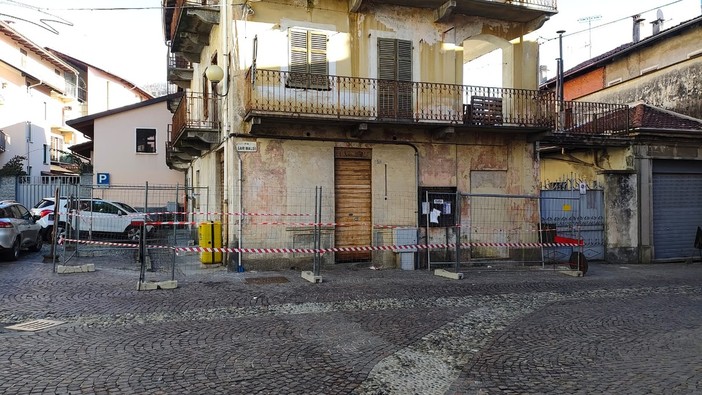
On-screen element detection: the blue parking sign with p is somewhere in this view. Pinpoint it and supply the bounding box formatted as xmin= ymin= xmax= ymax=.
xmin=97 ymin=173 xmax=110 ymax=186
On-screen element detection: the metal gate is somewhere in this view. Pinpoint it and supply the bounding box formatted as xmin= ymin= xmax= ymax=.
xmin=540 ymin=188 xmax=604 ymax=261
xmin=15 ymin=175 xmax=86 ymax=209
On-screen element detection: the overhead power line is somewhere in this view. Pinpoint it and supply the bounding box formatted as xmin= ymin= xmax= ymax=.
xmin=539 ymin=0 xmax=684 ymax=43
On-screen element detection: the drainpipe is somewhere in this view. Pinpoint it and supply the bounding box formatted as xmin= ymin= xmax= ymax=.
xmin=25 ymin=121 xmax=31 ymax=175
xmin=27 ymin=79 xmax=43 ymax=92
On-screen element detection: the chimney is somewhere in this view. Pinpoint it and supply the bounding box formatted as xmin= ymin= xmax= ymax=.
xmin=651 ymin=9 xmax=664 ymax=35
xmin=632 ymin=14 xmax=645 ymax=42
xmin=539 ymin=65 xmax=548 ymax=84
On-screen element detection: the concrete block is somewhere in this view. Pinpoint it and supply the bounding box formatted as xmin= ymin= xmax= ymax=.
xmin=559 ymin=270 xmax=583 ymax=277
xmin=434 ymin=269 xmax=464 ymax=280
xmin=137 ymin=280 xmax=178 ymax=291
xmin=301 ymin=271 xmax=322 ymax=283
xmin=56 ymin=264 xmax=95 ymax=274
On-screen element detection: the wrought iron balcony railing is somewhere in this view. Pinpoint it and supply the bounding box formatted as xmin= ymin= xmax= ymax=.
xmin=171 ymin=92 xmax=219 ymax=144
xmin=559 ymin=100 xmax=630 ymax=135
xmin=244 ymin=68 xmax=629 ymax=135
xmin=246 ymin=68 xmax=557 ymax=127
xmin=168 ymin=52 xmax=192 ymax=70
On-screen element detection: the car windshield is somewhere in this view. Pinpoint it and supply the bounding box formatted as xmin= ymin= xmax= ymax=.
xmin=34 ymin=199 xmax=55 ymax=209
xmin=113 ymin=202 xmax=139 ymax=213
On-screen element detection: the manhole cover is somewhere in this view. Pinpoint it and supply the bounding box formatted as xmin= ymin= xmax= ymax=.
xmin=245 ymin=276 xmax=289 ymax=284
xmin=5 ymin=319 xmax=65 ymax=332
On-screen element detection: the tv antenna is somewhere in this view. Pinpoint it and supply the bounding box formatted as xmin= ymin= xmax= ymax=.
xmin=577 ymin=15 xmax=602 ymax=58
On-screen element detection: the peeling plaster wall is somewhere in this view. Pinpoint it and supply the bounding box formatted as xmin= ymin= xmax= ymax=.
xmin=185 ymin=0 xmax=545 ymax=267
xmin=540 ymin=147 xmax=633 ymax=187
xmin=604 ymin=172 xmax=639 ymax=264
xmin=582 ymin=53 xmax=702 ymax=120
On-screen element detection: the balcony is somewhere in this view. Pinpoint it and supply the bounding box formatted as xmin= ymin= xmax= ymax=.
xmin=167 ymin=92 xmax=220 ymax=169
xmin=244 ymin=69 xmax=629 ymax=137
xmin=349 ymin=0 xmax=557 ymax=23
xmin=245 ymin=68 xmax=557 ymax=132
xmin=164 ymin=0 xmax=219 ymax=63
xmin=167 ymin=52 xmax=194 ymax=89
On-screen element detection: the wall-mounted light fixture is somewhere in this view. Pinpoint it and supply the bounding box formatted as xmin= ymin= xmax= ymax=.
xmin=205 ymin=64 xmax=229 ymax=96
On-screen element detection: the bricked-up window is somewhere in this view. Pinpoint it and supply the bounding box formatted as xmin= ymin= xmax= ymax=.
xmin=419 ymin=187 xmax=457 ymax=227
xmin=136 ymin=128 xmax=156 ymax=153
xmin=287 ymin=29 xmax=329 ymax=90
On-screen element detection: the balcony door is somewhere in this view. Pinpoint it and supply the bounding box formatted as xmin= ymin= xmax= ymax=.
xmin=378 ymin=38 xmax=413 ymax=119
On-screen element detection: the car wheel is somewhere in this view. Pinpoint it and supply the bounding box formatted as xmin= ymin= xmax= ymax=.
xmin=29 ymin=232 xmax=43 ymax=252
xmin=43 ymin=225 xmax=53 ymax=242
xmin=55 ymin=223 xmax=68 ymax=241
xmin=4 ymin=237 xmax=20 ymax=261
xmin=125 ymin=225 xmax=141 ymax=242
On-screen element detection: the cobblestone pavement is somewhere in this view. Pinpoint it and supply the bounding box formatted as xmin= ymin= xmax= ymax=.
xmin=0 ymin=248 xmax=701 ymax=394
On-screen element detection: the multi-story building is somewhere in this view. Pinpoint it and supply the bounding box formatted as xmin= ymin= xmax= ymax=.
xmin=0 ymin=21 xmax=82 ymax=176
xmin=163 ymin=0 xmax=626 ymax=268
xmin=47 ymin=50 xmax=154 ymax=117
xmin=0 ymin=21 xmax=157 ymax=178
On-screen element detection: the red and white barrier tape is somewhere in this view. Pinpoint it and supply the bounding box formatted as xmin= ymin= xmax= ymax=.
xmin=59 ymin=238 xmax=581 ymax=254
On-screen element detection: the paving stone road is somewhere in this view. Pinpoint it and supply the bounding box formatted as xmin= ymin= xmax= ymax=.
xmin=0 ymin=248 xmax=701 ymax=394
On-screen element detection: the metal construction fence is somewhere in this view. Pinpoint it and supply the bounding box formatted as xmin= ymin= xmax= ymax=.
xmin=45 ymin=183 xmax=588 ymax=284
xmin=423 ymin=192 xmax=585 ymax=272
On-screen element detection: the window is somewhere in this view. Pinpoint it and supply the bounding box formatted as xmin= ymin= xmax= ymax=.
xmin=136 ymin=128 xmax=156 ymax=153
xmin=378 ymin=38 xmax=413 ymax=118
xmin=287 ymin=29 xmax=329 ymax=89
xmin=50 ymin=136 xmax=62 ymax=162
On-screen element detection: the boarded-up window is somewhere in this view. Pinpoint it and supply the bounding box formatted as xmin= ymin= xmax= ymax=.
xmin=287 ymin=29 xmax=329 ymax=90
xmin=378 ymin=38 xmax=413 ymax=118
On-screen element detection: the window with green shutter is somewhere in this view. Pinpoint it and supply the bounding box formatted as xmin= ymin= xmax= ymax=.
xmin=287 ymin=29 xmax=329 ymax=90
xmin=378 ymin=38 xmax=413 ymax=119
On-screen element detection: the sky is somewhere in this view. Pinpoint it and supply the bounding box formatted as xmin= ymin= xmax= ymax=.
xmin=1 ymin=0 xmax=166 ymax=86
xmin=2 ymin=0 xmax=701 ymax=88
xmin=530 ymin=0 xmax=702 ymax=79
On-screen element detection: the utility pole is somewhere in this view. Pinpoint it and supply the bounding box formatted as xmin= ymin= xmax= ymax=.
xmin=556 ymin=30 xmax=565 ymax=131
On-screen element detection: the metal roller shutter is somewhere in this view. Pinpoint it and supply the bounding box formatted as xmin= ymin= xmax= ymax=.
xmin=652 ymin=160 xmax=702 ymax=260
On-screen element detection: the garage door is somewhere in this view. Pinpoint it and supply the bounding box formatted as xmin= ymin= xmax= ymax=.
xmin=652 ymin=160 xmax=702 ymax=260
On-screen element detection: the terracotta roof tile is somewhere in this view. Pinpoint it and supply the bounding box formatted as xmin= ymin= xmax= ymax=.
xmin=630 ymin=103 xmax=702 ymax=130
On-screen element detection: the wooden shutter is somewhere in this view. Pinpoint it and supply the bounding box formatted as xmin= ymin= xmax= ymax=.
xmin=288 ymin=29 xmax=308 ymax=88
xmin=397 ymin=40 xmax=413 ymax=118
xmin=288 ymin=29 xmax=328 ymax=89
xmin=378 ymin=38 xmax=396 ymax=117
xmin=377 ymin=38 xmax=412 ymax=119
xmin=309 ymin=32 xmax=328 ymax=89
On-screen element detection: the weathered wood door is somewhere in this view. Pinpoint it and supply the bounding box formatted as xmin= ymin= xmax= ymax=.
xmin=334 ymin=148 xmax=372 ymax=262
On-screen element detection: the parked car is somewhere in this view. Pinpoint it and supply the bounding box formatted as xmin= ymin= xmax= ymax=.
xmin=31 ymin=197 xmax=74 ymax=241
xmin=32 ymin=197 xmax=153 ymax=242
xmin=0 ymin=200 xmax=43 ymax=260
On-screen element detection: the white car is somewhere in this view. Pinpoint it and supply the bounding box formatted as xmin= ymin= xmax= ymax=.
xmin=31 ymin=197 xmax=72 ymax=241
xmin=33 ymin=197 xmax=153 ymax=241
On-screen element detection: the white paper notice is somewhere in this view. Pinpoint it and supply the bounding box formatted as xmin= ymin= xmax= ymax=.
xmin=422 ymin=202 xmax=430 ymax=214
xmin=430 ymin=208 xmax=441 ymax=223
